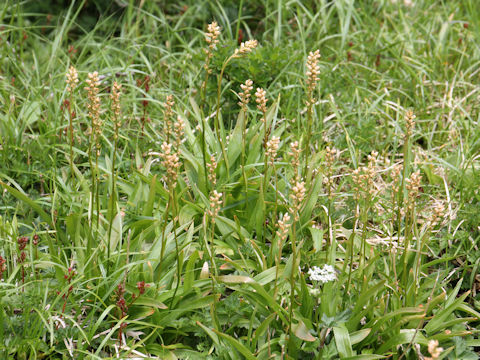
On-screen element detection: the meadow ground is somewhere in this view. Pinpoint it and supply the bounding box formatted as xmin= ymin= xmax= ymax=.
xmin=1 ymin=0 xmax=480 ymax=358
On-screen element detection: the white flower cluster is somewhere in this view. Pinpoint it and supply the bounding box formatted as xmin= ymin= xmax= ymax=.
xmin=308 ymin=265 xmax=336 ymax=284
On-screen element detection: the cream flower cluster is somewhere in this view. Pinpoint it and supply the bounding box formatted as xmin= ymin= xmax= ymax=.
xmin=308 ymin=265 xmax=336 ymax=284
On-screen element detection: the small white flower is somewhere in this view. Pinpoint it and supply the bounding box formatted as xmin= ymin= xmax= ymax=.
xmin=308 ymin=287 xmax=321 ymax=296
xmin=308 ymin=264 xmax=336 ymax=284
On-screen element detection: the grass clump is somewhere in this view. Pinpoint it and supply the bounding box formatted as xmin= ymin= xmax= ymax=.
xmin=1 ymin=1 xmax=480 ymax=359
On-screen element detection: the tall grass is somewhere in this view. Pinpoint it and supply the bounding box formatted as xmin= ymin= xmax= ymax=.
xmin=1 ymin=0 xmax=480 ymax=358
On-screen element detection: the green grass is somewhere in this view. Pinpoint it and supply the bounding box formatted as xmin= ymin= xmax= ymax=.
xmin=1 ymin=0 xmax=480 ymax=358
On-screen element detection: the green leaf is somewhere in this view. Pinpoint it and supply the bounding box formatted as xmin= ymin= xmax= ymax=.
xmin=252 ymin=313 xmax=276 ymax=349
xmin=142 ymin=174 xmax=157 ymax=217
xmin=425 ymin=290 xmax=470 ymax=335
xmin=184 ymin=250 xmax=199 ymax=293
xmin=293 ymin=319 xmax=316 ymax=342
xmin=213 ymin=328 xmax=257 ymax=360
xmin=350 ymin=329 xmax=371 ymax=345
xmin=377 ymin=329 xmax=428 ymax=354
xmin=196 ymin=321 xmax=220 ymax=346
xmin=217 ymin=275 xmax=255 ymax=284
xmin=227 ymin=110 xmax=245 ymax=165
xmin=109 ymin=211 xmax=122 ymax=254
xmin=333 ymin=325 xmax=354 ymax=358
xmin=133 ymin=297 xmax=168 ymax=310
xmin=0 ymin=180 xmax=53 ymax=227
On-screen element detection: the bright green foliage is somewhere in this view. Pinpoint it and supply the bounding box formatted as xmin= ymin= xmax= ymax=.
xmin=1 ymin=0 xmax=480 ymax=358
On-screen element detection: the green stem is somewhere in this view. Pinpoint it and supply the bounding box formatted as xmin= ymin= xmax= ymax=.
xmin=87 ymin=121 xmax=96 ymax=256
xmin=391 ymin=191 xmax=398 ymax=287
xmin=288 ymin=221 xmax=297 ymax=337
xmin=326 ymin=184 xmax=332 ymax=262
xmin=344 ymin=206 xmax=358 ymax=299
xmin=214 ymin=56 xmax=234 ymax=176
xmin=158 ymin=195 xmax=172 ymax=274
xmin=260 ymin=111 xmax=269 ymax=244
xmin=303 ymin=104 xmax=313 ymax=181
xmin=107 ymin=126 xmax=119 ymax=276
xmin=201 ymin=60 xmax=211 ymax=192
xmin=360 ymin=210 xmax=369 ymax=277
xmin=241 ymin=110 xmax=248 ymax=210
xmin=170 ymin=191 xmax=182 ymax=309
xmin=95 ymin=150 xmax=100 ymax=232
xmin=68 ymin=95 xmax=74 ymax=179
xmin=209 ymin=218 xmax=220 ymax=329
xmin=401 ymin=208 xmax=413 ymax=298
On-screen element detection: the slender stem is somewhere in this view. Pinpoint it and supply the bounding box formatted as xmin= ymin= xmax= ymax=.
xmin=344 ymin=204 xmax=359 ymax=298
xmin=170 ymin=191 xmax=182 ymax=309
xmin=288 ymin=221 xmax=297 ymax=336
xmin=260 ymin=111 xmax=269 ymax=243
xmin=68 ymin=95 xmax=74 ymax=179
xmin=158 ymin=194 xmax=172 ymax=274
xmin=398 ymin=133 xmax=410 ymax=211
xmin=241 ymin=110 xmax=248 ymax=210
xmin=107 ymin=123 xmax=119 ymax=275
xmin=360 ymin=207 xmax=369 ymax=277
xmin=401 ymin=207 xmax=413 ymax=297
xmin=87 ymin=118 xmax=96 ymax=256
xmin=95 ymin=151 xmax=100 ymax=231
xmin=261 ymin=158 xmax=269 ymax=244
xmin=391 ymin=191 xmax=398 ymax=287
xmin=214 ymin=56 xmax=234 ymax=175
xmin=326 ymin=184 xmax=332 ymax=262
xmin=201 ymin=61 xmax=211 ymax=192
xmin=273 ymin=164 xmax=278 ymax=234
xmin=273 ymin=235 xmax=281 ymax=300
xmin=209 ymin=217 xmax=220 ymax=329
xmin=303 ymin=105 xmax=313 ymax=181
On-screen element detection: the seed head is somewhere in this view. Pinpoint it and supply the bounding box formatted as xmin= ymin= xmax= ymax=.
xmin=207 ymin=190 xmax=223 ymax=222
xmin=390 ymin=163 xmax=402 ymax=194
xmin=238 ymin=79 xmax=253 ymax=111
xmin=325 ymin=146 xmax=337 ymax=169
xmin=174 ymin=116 xmax=185 ymax=150
xmin=323 ymin=146 xmax=338 ymax=195
xmin=18 ymin=236 xmax=29 ymax=251
xmin=352 ymin=151 xmax=378 ymax=200
xmin=136 ymin=281 xmax=149 ymax=295
xmin=276 ymin=213 xmax=291 ymax=241
xmin=406 ymin=170 xmax=421 ymax=194
xmin=432 ymin=200 xmax=445 ymax=219
xmin=405 ymin=170 xmax=422 ymax=212
xmin=207 ymin=155 xmax=217 ymax=187
xmin=110 ymin=81 xmax=122 ymax=137
xmin=0 ymin=256 xmax=6 ymax=280
xmin=425 ymin=340 xmax=443 ymax=360
xmin=66 ymin=66 xmax=79 ymax=93
xmin=110 ymin=81 xmax=121 ymax=117
xmin=160 ymin=142 xmax=181 ymax=187
xmin=163 ymin=95 xmax=175 ymax=140
xmin=429 ymin=200 xmax=445 ymax=227
xmin=290 ymin=181 xmax=306 ymax=221
xmin=305 ymin=50 xmax=320 ymax=105
xmin=405 ymin=110 xmax=416 ymax=138
xmin=85 ymin=72 xmax=102 ymax=155
xmin=234 ymin=39 xmax=258 ymax=56
xmin=205 ymin=21 xmax=221 ymax=49
xmin=204 ymin=21 xmax=221 ymax=74
xmin=255 ymin=88 xmax=268 ymax=122
xmin=266 ymin=136 xmax=280 ymax=166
